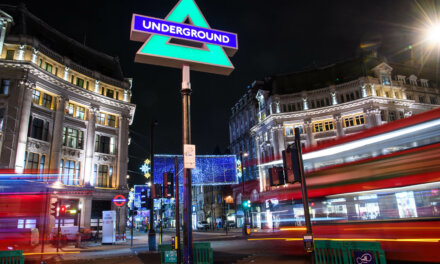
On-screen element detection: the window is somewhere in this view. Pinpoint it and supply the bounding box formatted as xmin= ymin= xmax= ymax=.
xmin=355 ymin=91 xmax=360 ymax=99
xmin=55 ymin=67 xmax=58 ymax=76
xmin=343 ymin=114 xmax=365 ymax=127
xmin=97 ymin=165 xmax=109 ymax=187
xmin=430 ymin=97 xmax=437 ymax=104
xmin=385 ymin=92 xmax=390 ymax=98
xmin=106 ymin=89 xmax=114 ymax=98
xmin=284 ymin=126 xmax=294 ymax=136
xmin=39 ymin=59 xmax=43 ymax=67
xmin=75 ymin=106 xmax=85 ymax=120
xmin=29 ymin=118 xmax=49 ymax=141
xmin=284 ymin=124 xmax=304 ymax=135
xmin=62 ymin=127 xmax=84 ymax=149
xmin=39 ymin=155 xmax=45 ymax=172
xmin=107 ymin=114 xmax=116 ymax=127
xmin=326 ymin=97 xmax=330 ymax=106
xmin=42 ymin=94 xmax=53 ymax=109
xmin=95 ymin=135 xmax=111 ymax=154
xmin=115 ymin=91 xmax=119 ymax=100
xmin=399 ymin=111 xmax=404 ymax=119
xmin=101 ymin=87 xmax=105 ymax=95
xmin=86 ymin=81 xmax=89 ymax=90
xmin=65 ymin=102 xmax=86 ymax=120
xmin=0 ymin=108 xmax=4 ymax=131
xmin=5 ymin=50 xmax=14 ymax=60
xmin=407 ymin=94 xmax=413 ymax=100
xmin=1 ymin=80 xmax=10 ymax=95
xmin=381 ymin=73 xmax=391 ymax=85
xmin=45 ymin=63 xmax=53 ymax=73
xmin=25 ymin=152 xmax=39 ymax=170
xmin=389 ymin=111 xmax=396 ymax=121
xmin=97 ymin=112 xmax=106 ymax=125
xmin=60 ymin=159 xmax=80 ymax=185
xmin=380 ymin=110 xmax=386 ymax=121
xmin=76 ymin=77 xmax=84 ymax=88
xmin=32 ymin=89 xmax=41 ymax=104
xmin=340 ymin=94 xmax=345 ymax=103
xmin=419 ymin=96 xmax=425 ymax=103
xmin=313 ymin=120 xmax=335 ymax=132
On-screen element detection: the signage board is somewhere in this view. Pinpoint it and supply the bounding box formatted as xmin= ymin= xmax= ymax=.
xmin=184 ymin=144 xmax=196 ymax=169
xmin=354 ymin=251 xmax=375 ymax=264
xmin=112 ymin=195 xmax=127 ymax=207
xmin=130 ymin=0 xmax=237 ymax=75
xmin=154 ymin=155 xmax=237 ymax=185
xmin=102 ymin=211 xmax=116 ymax=244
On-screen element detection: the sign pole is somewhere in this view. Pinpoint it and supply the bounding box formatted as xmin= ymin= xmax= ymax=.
xmin=174 ymin=156 xmax=181 ymax=264
xmin=294 ymin=127 xmax=314 ymax=259
xmin=182 ymin=64 xmax=193 ymax=264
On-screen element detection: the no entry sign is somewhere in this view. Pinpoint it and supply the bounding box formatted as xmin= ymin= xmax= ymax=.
xmin=112 ymin=195 xmax=127 ymax=207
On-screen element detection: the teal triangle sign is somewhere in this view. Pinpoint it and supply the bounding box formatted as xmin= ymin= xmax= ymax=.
xmin=134 ymin=0 xmax=235 ymax=75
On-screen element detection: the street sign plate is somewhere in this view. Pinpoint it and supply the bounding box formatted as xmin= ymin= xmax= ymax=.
xmin=165 ymin=250 xmax=177 ymax=262
xmin=183 ymin=144 xmax=196 ymax=169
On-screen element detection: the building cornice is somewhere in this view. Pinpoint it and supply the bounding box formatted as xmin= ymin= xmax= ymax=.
xmin=0 ymin=61 xmax=136 ymax=124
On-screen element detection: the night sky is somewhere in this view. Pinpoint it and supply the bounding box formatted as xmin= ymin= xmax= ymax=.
xmin=4 ymin=0 xmax=436 ymax=184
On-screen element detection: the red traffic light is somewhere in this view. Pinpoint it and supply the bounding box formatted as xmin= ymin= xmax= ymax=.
xmin=60 ymin=206 xmax=66 ymax=215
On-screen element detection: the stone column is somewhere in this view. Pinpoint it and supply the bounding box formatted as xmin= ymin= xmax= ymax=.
xmin=49 ymin=95 xmax=67 ymax=173
xmin=94 ymin=80 xmax=100 ymax=93
xmin=117 ymin=114 xmax=130 ymax=189
xmin=304 ymin=119 xmax=314 ymax=147
xmin=401 ymin=88 xmax=407 ymax=100
xmin=374 ymin=109 xmax=382 ymax=126
xmin=31 ymin=48 xmax=38 ymax=64
xmin=63 ymin=67 xmax=70 ymax=81
xmin=361 ymin=84 xmax=367 ymax=98
xmin=84 ymin=106 xmax=98 ymax=186
xmin=0 ymin=21 xmax=6 ymax=56
xmin=331 ymin=92 xmax=338 ymax=105
xmin=302 ymin=97 xmax=309 ymax=110
xmin=334 ymin=114 xmax=345 ymax=138
xmin=17 ymin=45 xmax=25 ymax=61
xmin=370 ymin=84 xmax=376 ymax=96
xmin=15 ymin=80 xmax=34 ymax=172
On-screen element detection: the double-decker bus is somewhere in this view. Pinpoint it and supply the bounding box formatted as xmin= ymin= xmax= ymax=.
xmin=258 ymin=108 xmax=440 ymax=262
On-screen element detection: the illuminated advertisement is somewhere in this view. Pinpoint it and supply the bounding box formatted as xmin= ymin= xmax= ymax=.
xmin=130 ymin=0 xmax=238 ymax=75
xmin=154 ymin=155 xmax=237 ymax=185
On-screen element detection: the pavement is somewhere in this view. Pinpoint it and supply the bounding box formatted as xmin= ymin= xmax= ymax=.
xmin=23 ymin=228 xmax=310 ymax=264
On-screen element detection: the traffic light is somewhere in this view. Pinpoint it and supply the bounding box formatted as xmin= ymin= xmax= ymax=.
xmin=242 ymin=200 xmax=251 ymax=209
xmin=140 ymin=189 xmax=149 ymax=209
xmin=163 ymin=172 xmax=174 ymax=198
xmin=50 ymin=201 xmax=59 ymax=218
xmin=59 ymin=206 xmax=66 ymax=216
xmin=154 ymin=184 xmax=162 ymax=198
xmin=268 ymin=167 xmax=285 ymax=186
xmin=282 ymin=144 xmax=301 ymax=183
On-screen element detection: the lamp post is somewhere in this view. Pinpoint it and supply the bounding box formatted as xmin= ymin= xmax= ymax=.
xmin=149 ymin=120 xmax=158 ymax=251
xmin=239 ymin=151 xmax=248 ymax=235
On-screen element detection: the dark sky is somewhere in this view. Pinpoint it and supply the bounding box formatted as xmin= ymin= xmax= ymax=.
xmin=4 ymin=0 xmax=434 ymax=184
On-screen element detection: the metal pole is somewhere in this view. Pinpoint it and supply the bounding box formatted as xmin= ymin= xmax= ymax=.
xmin=149 ymin=120 xmax=158 ymax=251
xmin=182 ymin=64 xmax=193 ymax=264
xmin=174 ymin=156 xmax=181 ymax=264
xmin=294 ymin=128 xmax=312 ymax=234
xmin=160 ymin=198 xmax=163 ymax=244
xmin=40 ymin=188 xmax=49 ymax=263
xmin=240 ymin=151 xmax=247 ymax=235
xmin=130 ymin=210 xmax=134 ymax=248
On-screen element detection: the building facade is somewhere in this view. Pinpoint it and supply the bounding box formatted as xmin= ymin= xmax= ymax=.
xmin=0 ymin=5 xmax=135 ymax=234
xmin=229 ymin=53 xmax=440 ymax=226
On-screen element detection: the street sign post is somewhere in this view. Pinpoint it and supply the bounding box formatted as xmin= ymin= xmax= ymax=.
xmin=130 ymin=0 xmax=237 ymax=262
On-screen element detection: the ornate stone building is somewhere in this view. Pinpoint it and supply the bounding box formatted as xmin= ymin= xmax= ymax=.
xmin=230 ymin=53 xmax=440 ymax=197
xmin=0 ymin=5 xmax=135 ymax=233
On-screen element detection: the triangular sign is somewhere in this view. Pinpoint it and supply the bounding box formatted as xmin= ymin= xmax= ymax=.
xmin=132 ymin=0 xmax=235 ymax=76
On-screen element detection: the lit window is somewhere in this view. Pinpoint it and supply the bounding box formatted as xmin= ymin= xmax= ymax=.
xmin=312 ymin=120 xmax=335 ymax=132
xmin=97 ymin=165 xmax=109 ymax=187
xmin=381 ymin=73 xmax=391 ymax=85
xmin=62 ymin=127 xmax=84 ymax=149
xmin=284 ymin=126 xmax=294 ymax=136
xmin=32 ymin=89 xmax=41 ymax=104
xmin=25 ymin=152 xmax=40 ymax=170
xmin=107 ymin=115 xmax=116 ymax=127
xmin=75 ymin=106 xmax=85 ymax=120
xmin=42 ymin=94 xmax=53 ymax=109
xmin=344 ymin=114 xmax=365 ymax=127
xmin=97 ymin=113 xmax=106 ymax=125
xmin=45 ymin=63 xmax=53 ymax=73
xmin=76 ymin=78 xmax=84 ymax=88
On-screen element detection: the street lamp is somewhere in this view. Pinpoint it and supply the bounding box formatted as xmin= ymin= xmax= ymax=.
xmin=148 ymin=120 xmax=158 ymax=251
xmin=239 ymin=151 xmax=248 ymax=235
xmin=426 ymin=23 xmax=440 ymax=45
